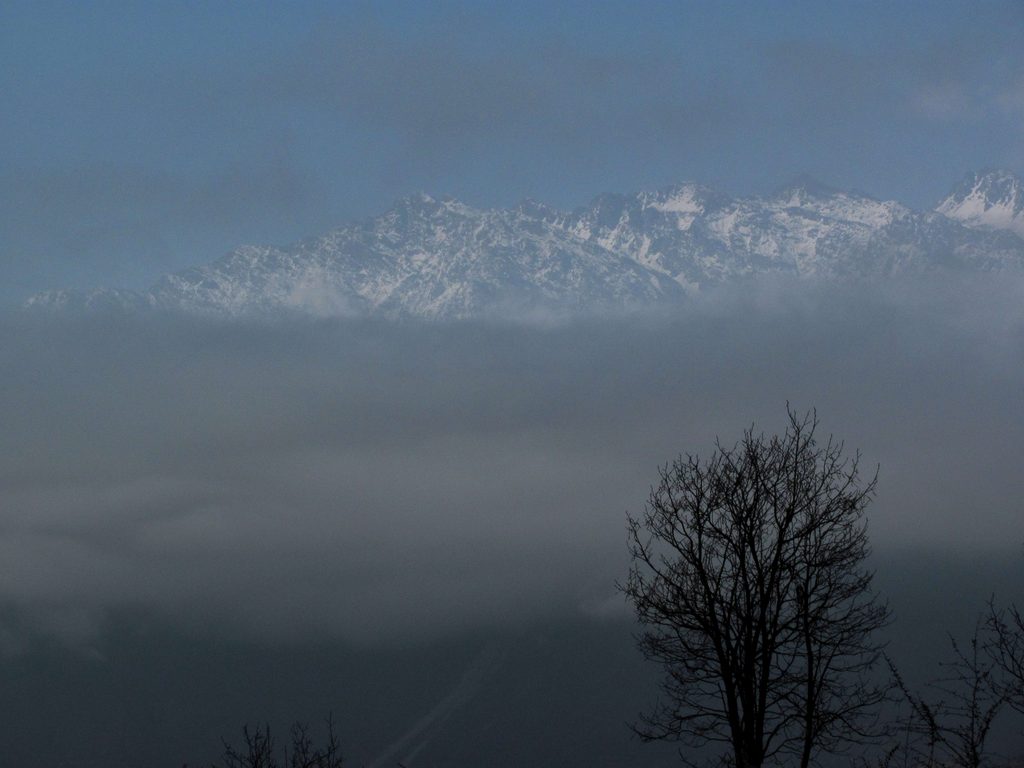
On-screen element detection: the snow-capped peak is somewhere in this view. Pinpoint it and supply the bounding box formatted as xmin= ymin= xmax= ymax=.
xmin=772 ymin=175 xmax=846 ymax=206
xmin=23 ymin=171 xmax=1024 ymax=321
xmin=641 ymin=183 xmax=708 ymax=214
xmin=936 ymin=169 xmax=1024 ymax=238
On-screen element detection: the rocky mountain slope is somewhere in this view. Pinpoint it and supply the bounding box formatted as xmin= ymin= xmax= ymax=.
xmin=27 ymin=170 xmax=1024 ymax=320
xmin=936 ymin=169 xmax=1024 ymax=238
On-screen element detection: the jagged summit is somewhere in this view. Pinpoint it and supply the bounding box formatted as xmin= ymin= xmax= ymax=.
xmin=772 ymin=174 xmax=846 ymax=203
xmin=24 ymin=287 xmax=151 ymax=313
xmin=26 ymin=171 xmax=1024 ymax=320
xmin=390 ymin=191 xmax=469 ymax=215
xmin=936 ymin=169 xmax=1024 ymax=238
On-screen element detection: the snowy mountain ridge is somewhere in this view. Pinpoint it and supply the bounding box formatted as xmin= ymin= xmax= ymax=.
xmin=26 ymin=170 xmax=1024 ymax=320
xmin=935 ymin=169 xmax=1024 ymax=238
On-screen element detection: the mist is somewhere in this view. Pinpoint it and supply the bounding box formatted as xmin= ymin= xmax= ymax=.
xmin=1 ymin=275 xmax=1021 ymax=652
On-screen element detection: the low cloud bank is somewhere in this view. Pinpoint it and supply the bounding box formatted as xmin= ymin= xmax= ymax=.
xmin=0 ymin=275 xmax=1022 ymax=646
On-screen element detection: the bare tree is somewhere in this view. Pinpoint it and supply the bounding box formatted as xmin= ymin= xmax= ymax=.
xmin=622 ymin=408 xmax=890 ymax=768
xmin=891 ymin=622 xmax=1009 ymax=768
xmin=286 ymin=717 xmax=344 ymax=768
xmin=209 ymin=716 xmax=344 ymax=768
xmin=217 ymin=723 xmax=276 ymax=768
xmin=988 ymin=601 xmax=1024 ymax=715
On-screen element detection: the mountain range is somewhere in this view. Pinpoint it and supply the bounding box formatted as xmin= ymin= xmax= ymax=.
xmin=26 ymin=169 xmax=1024 ymax=320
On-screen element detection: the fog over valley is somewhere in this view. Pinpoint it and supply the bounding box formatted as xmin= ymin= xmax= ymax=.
xmin=1 ymin=275 xmax=1022 ymax=764
xmin=2 ymin=276 xmax=1022 ymax=642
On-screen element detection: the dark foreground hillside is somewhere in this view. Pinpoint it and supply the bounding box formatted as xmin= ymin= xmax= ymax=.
xmin=0 ymin=551 xmax=1019 ymax=768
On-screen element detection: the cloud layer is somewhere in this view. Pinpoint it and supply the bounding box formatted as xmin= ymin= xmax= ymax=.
xmin=1 ymin=276 xmax=1022 ymax=647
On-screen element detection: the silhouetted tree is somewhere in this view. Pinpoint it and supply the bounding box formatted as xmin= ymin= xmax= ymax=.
xmin=623 ymin=408 xmax=890 ymax=768
xmin=988 ymin=601 xmax=1024 ymax=715
xmin=891 ymin=621 xmax=1009 ymax=768
xmin=219 ymin=722 xmax=275 ymax=768
xmin=207 ymin=716 xmax=343 ymax=768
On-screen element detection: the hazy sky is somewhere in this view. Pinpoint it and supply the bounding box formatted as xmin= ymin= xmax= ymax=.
xmin=2 ymin=1 xmax=1024 ymax=303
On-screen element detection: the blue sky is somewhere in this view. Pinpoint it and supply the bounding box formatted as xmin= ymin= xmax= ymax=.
xmin=2 ymin=0 xmax=1023 ymax=303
